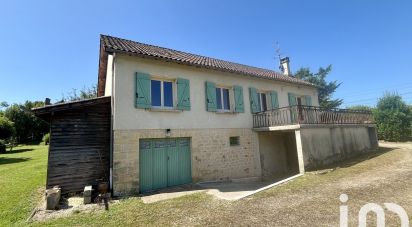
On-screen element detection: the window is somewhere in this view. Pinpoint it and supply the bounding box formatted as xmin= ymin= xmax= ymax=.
xmin=229 ymin=136 xmax=240 ymax=146
xmin=216 ymin=87 xmax=230 ymax=111
xmin=295 ymin=95 xmax=311 ymax=106
xmin=257 ymin=92 xmax=268 ymax=112
xmin=151 ymin=80 xmax=174 ymax=108
xmin=296 ymin=97 xmax=302 ymax=106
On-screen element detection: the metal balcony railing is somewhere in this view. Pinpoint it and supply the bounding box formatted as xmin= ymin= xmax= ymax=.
xmin=253 ymin=105 xmax=374 ymax=128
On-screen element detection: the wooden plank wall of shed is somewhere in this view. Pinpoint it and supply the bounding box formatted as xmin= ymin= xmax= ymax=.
xmin=47 ymin=102 xmax=110 ymax=194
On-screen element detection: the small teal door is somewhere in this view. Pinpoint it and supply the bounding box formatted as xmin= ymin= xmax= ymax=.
xmin=139 ymin=138 xmax=192 ymax=193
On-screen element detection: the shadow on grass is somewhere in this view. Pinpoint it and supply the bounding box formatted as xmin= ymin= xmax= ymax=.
xmin=22 ymin=141 xmax=43 ymax=146
xmin=0 ymin=157 xmax=31 ymax=165
xmin=3 ymin=148 xmax=34 ymax=154
xmin=314 ymin=146 xmax=395 ymax=171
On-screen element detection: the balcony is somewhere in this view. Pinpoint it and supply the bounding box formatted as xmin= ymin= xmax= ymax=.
xmin=253 ymin=105 xmax=374 ymax=128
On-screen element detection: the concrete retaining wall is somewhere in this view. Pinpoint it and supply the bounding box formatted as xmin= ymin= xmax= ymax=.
xmin=299 ymin=125 xmax=378 ymax=170
xmin=258 ymin=131 xmax=299 ymax=179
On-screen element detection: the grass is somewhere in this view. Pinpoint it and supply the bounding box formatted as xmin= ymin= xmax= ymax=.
xmin=30 ymin=194 xmax=214 ymax=227
xmin=1 ymin=144 xmax=410 ymax=226
xmin=0 ymin=144 xmax=48 ymax=226
xmin=34 ymin=145 xmax=410 ymax=226
xmin=254 ymin=146 xmax=397 ymax=198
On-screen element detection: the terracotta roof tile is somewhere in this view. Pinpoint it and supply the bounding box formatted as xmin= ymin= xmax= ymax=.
xmin=101 ymin=35 xmax=316 ymax=87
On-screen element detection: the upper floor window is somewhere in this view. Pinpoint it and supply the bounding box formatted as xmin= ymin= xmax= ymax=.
xmin=151 ymin=80 xmax=174 ymax=108
xmin=135 ymin=72 xmax=191 ymax=111
xmin=288 ymin=93 xmax=312 ymax=107
xmin=257 ymin=92 xmax=268 ymax=112
xmin=205 ymin=81 xmax=244 ymax=113
xmin=216 ymin=87 xmax=230 ymax=111
xmin=249 ymin=88 xmax=279 ymax=113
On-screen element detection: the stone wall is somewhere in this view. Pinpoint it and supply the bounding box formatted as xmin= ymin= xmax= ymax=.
xmin=112 ymin=128 xmax=261 ymax=196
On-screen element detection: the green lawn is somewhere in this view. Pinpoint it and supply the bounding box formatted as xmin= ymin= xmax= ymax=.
xmin=1 ymin=144 xmax=410 ymax=226
xmin=0 ymin=144 xmax=48 ymax=226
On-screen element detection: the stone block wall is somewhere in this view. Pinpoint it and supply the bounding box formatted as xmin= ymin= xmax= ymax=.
xmin=112 ymin=128 xmax=261 ymax=196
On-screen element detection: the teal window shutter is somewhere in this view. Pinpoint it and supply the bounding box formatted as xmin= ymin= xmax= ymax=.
xmin=249 ymin=87 xmax=259 ymax=113
xmin=288 ymin=93 xmax=297 ymax=123
xmin=288 ymin=93 xmax=297 ymax=106
xmin=177 ymin=78 xmax=191 ymax=110
xmin=233 ymin=85 xmax=244 ymax=113
xmin=270 ymin=91 xmax=279 ymax=109
xmin=205 ymin=81 xmax=217 ymax=112
xmin=305 ymin=95 xmax=312 ymax=106
xmin=135 ymin=72 xmax=151 ymax=109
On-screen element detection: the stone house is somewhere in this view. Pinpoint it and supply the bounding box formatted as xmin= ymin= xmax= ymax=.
xmin=34 ymin=35 xmax=378 ymax=196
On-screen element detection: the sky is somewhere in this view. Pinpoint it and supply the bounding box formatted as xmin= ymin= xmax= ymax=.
xmin=1 ymin=0 xmax=411 ymax=107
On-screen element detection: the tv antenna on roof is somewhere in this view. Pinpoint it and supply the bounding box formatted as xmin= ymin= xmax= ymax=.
xmin=275 ymin=42 xmax=284 ymax=72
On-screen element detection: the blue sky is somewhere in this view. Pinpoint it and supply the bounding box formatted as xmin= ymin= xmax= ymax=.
xmin=1 ymin=0 xmax=411 ymax=107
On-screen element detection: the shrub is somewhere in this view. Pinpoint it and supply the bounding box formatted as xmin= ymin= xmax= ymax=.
xmin=374 ymin=93 xmax=412 ymax=141
xmin=347 ymin=105 xmax=374 ymax=111
xmin=0 ymin=139 xmax=5 ymax=153
xmin=0 ymin=116 xmax=15 ymax=140
xmin=4 ymin=103 xmax=49 ymax=143
xmin=42 ymin=133 xmax=50 ymax=145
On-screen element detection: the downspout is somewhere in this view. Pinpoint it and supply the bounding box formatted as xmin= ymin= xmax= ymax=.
xmin=109 ymin=52 xmax=116 ymax=195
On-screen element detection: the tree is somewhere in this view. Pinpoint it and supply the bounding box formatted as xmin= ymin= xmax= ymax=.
xmin=3 ymin=102 xmax=49 ymax=143
xmin=0 ymin=101 xmax=8 ymax=109
xmin=294 ymin=65 xmax=343 ymax=109
xmin=347 ymin=105 xmax=374 ymax=111
xmin=0 ymin=101 xmax=8 ymax=117
xmin=0 ymin=116 xmax=15 ymax=152
xmin=374 ymin=93 xmax=412 ymax=141
xmin=60 ymin=84 xmax=97 ymax=102
xmin=0 ymin=116 xmax=15 ymax=140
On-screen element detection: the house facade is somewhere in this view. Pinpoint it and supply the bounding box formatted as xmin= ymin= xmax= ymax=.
xmin=34 ymin=35 xmax=377 ymax=196
xmin=97 ymin=35 xmax=376 ymax=196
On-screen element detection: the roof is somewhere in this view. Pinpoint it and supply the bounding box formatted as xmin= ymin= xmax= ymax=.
xmin=100 ymin=35 xmax=317 ymax=88
xmin=32 ymin=96 xmax=111 ymax=118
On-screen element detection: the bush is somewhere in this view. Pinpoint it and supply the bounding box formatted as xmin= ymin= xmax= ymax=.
xmin=42 ymin=133 xmax=50 ymax=145
xmin=0 ymin=116 xmax=15 ymax=140
xmin=4 ymin=103 xmax=49 ymax=143
xmin=0 ymin=140 xmax=5 ymax=153
xmin=347 ymin=105 xmax=373 ymax=111
xmin=374 ymin=93 xmax=412 ymax=141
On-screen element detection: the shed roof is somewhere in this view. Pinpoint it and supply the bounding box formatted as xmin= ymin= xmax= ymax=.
xmin=32 ymin=96 xmax=111 ymax=119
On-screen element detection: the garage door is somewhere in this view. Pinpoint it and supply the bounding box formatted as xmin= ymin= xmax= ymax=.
xmin=139 ymin=138 xmax=192 ymax=193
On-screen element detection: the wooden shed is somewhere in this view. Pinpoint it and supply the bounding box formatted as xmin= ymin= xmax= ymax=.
xmin=33 ymin=96 xmax=111 ymax=194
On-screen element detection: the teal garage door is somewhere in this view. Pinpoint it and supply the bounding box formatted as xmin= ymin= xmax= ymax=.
xmin=139 ymin=138 xmax=192 ymax=193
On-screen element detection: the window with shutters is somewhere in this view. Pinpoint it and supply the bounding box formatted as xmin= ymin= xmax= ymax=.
xmin=290 ymin=94 xmax=312 ymax=106
xmin=257 ymin=92 xmax=268 ymax=112
xmin=136 ymin=72 xmax=190 ymax=111
xmin=151 ymin=79 xmax=175 ymax=109
xmin=216 ymin=87 xmax=231 ymax=112
xmin=250 ymin=87 xmax=279 ymax=113
xmin=205 ymin=81 xmax=244 ymax=113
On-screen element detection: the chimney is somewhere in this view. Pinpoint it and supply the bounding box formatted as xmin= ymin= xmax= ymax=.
xmin=280 ymin=57 xmax=291 ymax=76
xmin=44 ymin=98 xmax=51 ymax=106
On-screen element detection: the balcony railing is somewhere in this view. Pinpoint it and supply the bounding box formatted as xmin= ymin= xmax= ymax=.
xmin=253 ymin=105 xmax=374 ymax=128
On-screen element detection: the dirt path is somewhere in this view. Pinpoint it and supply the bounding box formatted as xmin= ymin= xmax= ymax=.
xmin=174 ymin=142 xmax=412 ymax=226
